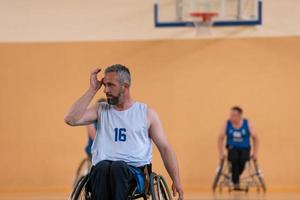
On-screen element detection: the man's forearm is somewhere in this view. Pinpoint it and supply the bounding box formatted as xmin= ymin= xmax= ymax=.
xmin=218 ymin=137 xmax=225 ymax=156
xmin=64 ymin=88 xmax=97 ymax=124
xmin=252 ymin=137 xmax=259 ymax=156
xmin=159 ymin=146 xmax=181 ymax=184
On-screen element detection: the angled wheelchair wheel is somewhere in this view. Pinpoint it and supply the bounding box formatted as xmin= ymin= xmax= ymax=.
xmin=150 ymin=173 xmax=172 ymax=200
xmin=212 ymin=159 xmax=225 ymax=192
xmin=256 ymin=172 xmax=267 ymax=193
xmin=70 ymin=176 xmax=84 ymax=200
xmin=70 ymin=175 xmax=91 ymax=200
xmin=73 ymin=158 xmax=91 ymax=187
xmin=158 ymin=175 xmax=172 ymax=200
xmin=253 ymin=160 xmax=267 ymax=192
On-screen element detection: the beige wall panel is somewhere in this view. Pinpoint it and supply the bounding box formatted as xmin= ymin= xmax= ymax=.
xmin=0 ymin=37 xmax=299 ymax=190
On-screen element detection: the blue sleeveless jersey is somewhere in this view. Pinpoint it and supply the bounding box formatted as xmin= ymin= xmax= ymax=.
xmin=226 ymin=119 xmax=251 ymax=149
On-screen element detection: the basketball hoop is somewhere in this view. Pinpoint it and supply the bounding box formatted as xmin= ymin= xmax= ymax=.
xmin=189 ymin=12 xmax=218 ymax=34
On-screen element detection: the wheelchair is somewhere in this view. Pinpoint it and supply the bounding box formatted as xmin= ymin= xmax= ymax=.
xmin=69 ymin=163 xmax=172 ymax=200
xmin=72 ymin=157 xmax=92 ymax=188
xmin=212 ymin=157 xmax=266 ymax=193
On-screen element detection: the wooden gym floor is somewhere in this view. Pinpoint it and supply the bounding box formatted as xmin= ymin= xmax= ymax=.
xmin=0 ymin=192 xmax=300 ymax=200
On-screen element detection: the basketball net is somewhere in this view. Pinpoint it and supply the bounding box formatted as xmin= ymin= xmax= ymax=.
xmin=190 ymin=12 xmax=218 ymax=35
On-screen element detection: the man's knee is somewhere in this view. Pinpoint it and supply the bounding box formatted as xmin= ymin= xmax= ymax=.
xmin=228 ymin=156 xmax=238 ymax=164
xmin=89 ymin=161 xmax=112 ymax=199
xmin=242 ymin=153 xmax=250 ymax=163
xmin=91 ymin=160 xmax=111 ymax=176
xmin=241 ymin=157 xmax=249 ymax=163
xmin=110 ymin=161 xmax=129 ymax=177
xmin=95 ymin=160 xmax=111 ymax=169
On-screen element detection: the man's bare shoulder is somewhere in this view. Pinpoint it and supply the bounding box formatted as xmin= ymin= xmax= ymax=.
xmin=146 ymin=106 xmax=161 ymax=128
xmin=147 ymin=106 xmax=159 ymax=117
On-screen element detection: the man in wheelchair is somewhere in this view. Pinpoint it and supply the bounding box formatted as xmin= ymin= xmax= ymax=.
xmin=65 ymin=64 xmax=184 ymax=200
xmin=217 ymin=106 xmax=259 ymax=190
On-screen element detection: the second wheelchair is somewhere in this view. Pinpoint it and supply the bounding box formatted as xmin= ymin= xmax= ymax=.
xmin=212 ymin=157 xmax=266 ymax=193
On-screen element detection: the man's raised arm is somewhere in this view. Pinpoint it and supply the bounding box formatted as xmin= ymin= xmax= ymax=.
xmin=148 ymin=108 xmax=184 ymax=200
xmin=64 ymin=68 xmax=102 ymax=126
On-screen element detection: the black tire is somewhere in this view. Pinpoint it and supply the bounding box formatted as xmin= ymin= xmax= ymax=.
xmin=212 ymin=159 xmax=225 ymax=192
xmin=70 ymin=176 xmax=85 ymax=200
xmin=71 ymin=175 xmax=91 ymax=200
xmin=212 ymin=171 xmax=221 ymax=192
xmin=73 ymin=158 xmax=91 ymax=187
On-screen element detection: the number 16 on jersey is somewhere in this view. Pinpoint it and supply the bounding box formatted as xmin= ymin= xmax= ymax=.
xmin=114 ymin=128 xmax=127 ymax=142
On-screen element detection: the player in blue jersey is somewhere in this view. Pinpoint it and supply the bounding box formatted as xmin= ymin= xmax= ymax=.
xmin=218 ymin=106 xmax=259 ymax=190
xmin=85 ymin=98 xmax=106 ymax=159
xmin=65 ymin=65 xmax=183 ymax=200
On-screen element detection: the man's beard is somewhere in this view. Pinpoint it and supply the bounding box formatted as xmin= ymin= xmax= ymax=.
xmin=106 ymin=93 xmax=122 ymax=105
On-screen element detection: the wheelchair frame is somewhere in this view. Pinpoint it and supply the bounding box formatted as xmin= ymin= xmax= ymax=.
xmin=212 ymin=158 xmax=266 ymax=193
xmin=69 ymin=163 xmax=172 ymax=200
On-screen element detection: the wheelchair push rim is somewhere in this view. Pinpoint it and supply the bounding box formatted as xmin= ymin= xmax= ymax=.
xmin=150 ymin=172 xmax=172 ymax=200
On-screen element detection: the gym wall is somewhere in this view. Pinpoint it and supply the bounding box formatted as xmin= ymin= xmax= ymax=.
xmin=0 ymin=37 xmax=300 ymax=191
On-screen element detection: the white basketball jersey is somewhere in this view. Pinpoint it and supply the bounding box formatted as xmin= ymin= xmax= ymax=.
xmin=91 ymin=102 xmax=152 ymax=167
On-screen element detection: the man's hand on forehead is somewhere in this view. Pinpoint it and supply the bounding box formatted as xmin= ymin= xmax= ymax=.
xmin=89 ymin=67 xmax=103 ymax=92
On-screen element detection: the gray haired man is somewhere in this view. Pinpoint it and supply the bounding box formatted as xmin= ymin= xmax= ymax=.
xmin=65 ymin=64 xmax=183 ymax=200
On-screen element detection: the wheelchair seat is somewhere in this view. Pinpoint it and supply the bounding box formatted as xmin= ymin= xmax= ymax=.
xmin=127 ymin=164 xmax=152 ymax=200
